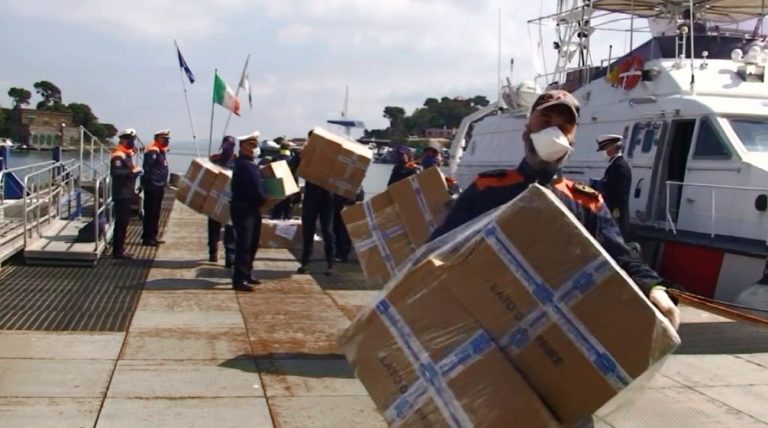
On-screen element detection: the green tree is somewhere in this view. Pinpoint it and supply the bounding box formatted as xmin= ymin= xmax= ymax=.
xmin=472 ymin=95 xmax=490 ymax=107
xmin=0 ymin=108 xmax=9 ymax=137
xmin=33 ymin=81 xmax=63 ymax=110
xmin=423 ymin=97 xmax=439 ymax=108
xmin=8 ymin=88 xmax=32 ymax=109
xmin=102 ymin=123 xmax=118 ymax=139
xmin=67 ymin=102 xmax=98 ymax=128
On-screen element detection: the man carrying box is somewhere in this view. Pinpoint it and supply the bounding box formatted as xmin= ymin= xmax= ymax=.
xmin=230 ymin=131 xmax=267 ymax=292
xmin=429 ymin=89 xmax=680 ymax=330
xmin=207 ymin=135 xmax=237 ymax=265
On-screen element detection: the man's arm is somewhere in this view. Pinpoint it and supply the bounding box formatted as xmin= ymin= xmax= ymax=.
xmin=428 ymin=184 xmax=479 ymax=241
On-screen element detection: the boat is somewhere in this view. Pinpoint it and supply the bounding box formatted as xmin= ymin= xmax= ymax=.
xmin=449 ymin=0 xmax=768 ymax=308
xmin=0 ymin=138 xmax=14 ymax=149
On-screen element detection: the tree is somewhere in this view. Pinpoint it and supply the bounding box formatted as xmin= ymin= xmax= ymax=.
xmin=33 ymin=81 xmax=63 ymax=110
xmin=383 ymin=106 xmax=407 ymax=141
xmin=8 ymin=88 xmax=32 ymax=109
xmin=472 ymin=95 xmax=490 ymax=107
xmin=0 ymin=108 xmax=9 ymax=137
xmin=67 ymin=103 xmax=97 ymax=128
xmin=423 ymin=98 xmax=439 ymax=108
xmin=102 ymin=123 xmax=118 ymax=139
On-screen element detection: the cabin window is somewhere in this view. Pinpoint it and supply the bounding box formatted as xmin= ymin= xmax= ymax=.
xmin=693 ymin=117 xmax=731 ymax=159
xmin=729 ymin=118 xmax=768 ymax=153
xmin=628 ymin=123 xmax=644 ymax=158
xmin=641 ymin=129 xmax=655 ymax=153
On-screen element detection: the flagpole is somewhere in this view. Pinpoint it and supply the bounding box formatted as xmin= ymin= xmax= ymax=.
xmin=208 ymin=69 xmax=217 ymax=156
xmin=222 ymin=54 xmax=250 ymax=137
xmin=174 ymin=40 xmax=200 ymax=158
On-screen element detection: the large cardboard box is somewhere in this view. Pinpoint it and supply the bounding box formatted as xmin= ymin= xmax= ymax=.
xmin=261 ymin=160 xmax=300 ymax=199
xmin=341 ymin=191 xmax=415 ymax=287
xmin=388 ymin=166 xmax=451 ymax=246
xmin=261 ymin=219 xmax=303 ymax=249
xmin=339 ymin=259 xmax=558 ymax=428
xmin=297 ymin=127 xmax=372 ymax=200
xmin=176 ymin=158 xmax=224 ymax=212
xmin=201 ymin=170 xmax=232 ymax=224
xmin=436 ymin=184 xmax=681 ymax=425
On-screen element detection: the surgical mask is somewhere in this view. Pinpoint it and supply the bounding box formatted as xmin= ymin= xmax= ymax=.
xmin=529 ymin=126 xmax=572 ymax=162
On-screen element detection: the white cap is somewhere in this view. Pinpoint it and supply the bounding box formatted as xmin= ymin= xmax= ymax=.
xmin=154 ymin=129 xmax=170 ymax=138
xmin=596 ymin=134 xmax=623 ymax=151
xmin=238 ymin=131 xmax=261 ymax=143
xmin=118 ymin=128 xmax=137 ymax=138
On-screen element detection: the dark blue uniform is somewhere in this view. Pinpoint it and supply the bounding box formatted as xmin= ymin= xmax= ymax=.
xmin=601 ymin=155 xmax=632 ymax=239
xmin=110 ymin=148 xmax=139 ymax=257
xmin=430 ymin=160 xmax=663 ymax=295
xmin=333 ymin=188 xmax=364 ymax=262
xmin=141 ymin=143 xmax=169 ymax=245
xmin=301 ymin=181 xmax=335 ymax=269
xmin=208 ymin=153 xmax=237 ymax=265
xmin=230 ymin=154 xmax=266 ymax=286
xmin=387 ymin=161 xmax=421 ymax=186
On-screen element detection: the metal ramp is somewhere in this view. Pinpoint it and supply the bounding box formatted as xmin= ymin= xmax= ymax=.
xmin=23 ymin=218 xmax=113 ymax=266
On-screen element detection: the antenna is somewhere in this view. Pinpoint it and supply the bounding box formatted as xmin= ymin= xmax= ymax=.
xmin=498 ymin=8 xmax=502 ymax=103
xmin=342 ymin=86 xmax=349 ymax=119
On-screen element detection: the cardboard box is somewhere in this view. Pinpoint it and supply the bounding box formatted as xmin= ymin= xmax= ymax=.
xmin=341 ymin=191 xmax=415 ymax=287
xmin=201 ymin=170 xmax=232 ymax=224
xmin=388 ymin=166 xmax=451 ymax=246
xmin=297 ymin=127 xmax=372 ymax=200
xmin=261 ymin=219 xmax=303 ymax=249
xmin=339 ymin=259 xmax=558 ymax=428
xmin=436 ymin=184 xmax=681 ymax=425
xmin=260 ymin=160 xmax=300 ymax=199
xmin=175 ymin=158 xmax=224 ymax=212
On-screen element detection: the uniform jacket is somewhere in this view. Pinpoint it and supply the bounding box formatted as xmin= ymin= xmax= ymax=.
xmin=429 ymin=160 xmax=663 ymax=295
xmin=230 ymin=154 xmax=265 ymax=211
xmin=110 ymin=147 xmax=138 ymax=200
xmin=141 ymin=142 xmax=169 ymax=189
xmin=210 ymin=152 xmax=236 ymax=169
xmin=601 ymin=155 xmax=632 ymax=235
xmin=387 ymin=161 xmax=421 ymax=186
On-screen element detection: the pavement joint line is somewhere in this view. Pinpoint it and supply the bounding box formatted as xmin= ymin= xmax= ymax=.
xmin=733 ymin=354 xmax=768 ymax=370
xmin=681 ymin=383 xmax=768 ymax=425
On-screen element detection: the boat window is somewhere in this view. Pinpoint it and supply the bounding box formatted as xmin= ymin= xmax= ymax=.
xmin=628 ymin=123 xmax=644 ymax=158
xmin=641 ymin=129 xmax=655 ymax=153
xmin=693 ymin=117 xmax=731 ymax=159
xmin=729 ymin=118 xmax=768 ymax=153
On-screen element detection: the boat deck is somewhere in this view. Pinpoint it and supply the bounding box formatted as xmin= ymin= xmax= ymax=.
xmin=0 ymin=200 xmax=767 ymax=427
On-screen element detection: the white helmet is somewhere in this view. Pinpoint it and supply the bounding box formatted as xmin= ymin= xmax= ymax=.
xmin=118 ymin=128 xmax=137 ymax=139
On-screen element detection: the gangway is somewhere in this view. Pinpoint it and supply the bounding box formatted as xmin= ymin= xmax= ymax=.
xmin=22 ymin=127 xmax=115 ymax=266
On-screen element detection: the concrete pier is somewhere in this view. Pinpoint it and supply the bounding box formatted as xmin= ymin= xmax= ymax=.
xmin=0 ymin=201 xmax=767 ymax=427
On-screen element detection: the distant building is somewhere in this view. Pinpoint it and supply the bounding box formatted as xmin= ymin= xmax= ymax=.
xmin=425 ymin=127 xmax=457 ymax=140
xmin=19 ymin=109 xmax=80 ymax=148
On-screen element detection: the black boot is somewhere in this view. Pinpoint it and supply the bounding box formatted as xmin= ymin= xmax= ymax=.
xmin=209 ymin=250 xmax=218 ymax=263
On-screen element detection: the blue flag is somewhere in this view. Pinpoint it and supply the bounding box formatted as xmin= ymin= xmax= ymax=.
xmin=176 ymin=46 xmax=195 ymax=84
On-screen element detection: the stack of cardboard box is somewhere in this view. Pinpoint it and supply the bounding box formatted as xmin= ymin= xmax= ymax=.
xmin=339 ymin=184 xmax=681 ymax=427
xmin=261 ymin=219 xmax=303 ymax=249
xmin=175 ymin=158 xmax=226 ymax=213
xmin=297 ymin=127 xmax=372 ymax=200
xmin=201 ymin=169 xmax=232 ymax=224
xmin=342 ymin=167 xmax=451 ymax=286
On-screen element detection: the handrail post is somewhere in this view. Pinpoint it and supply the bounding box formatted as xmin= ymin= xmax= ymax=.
xmin=665 ymin=181 xmax=670 ymax=231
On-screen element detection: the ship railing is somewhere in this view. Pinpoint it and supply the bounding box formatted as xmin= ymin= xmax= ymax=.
xmin=89 ymin=174 xmax=113 ymax=252
xmin=665 ymin=181 xmax=768 ymax=241
xmin=22 ymin=160 xmax=80 ymax=246
xmin=79 ymin=126 xmax=112 ymax=182
xmin=0 ymin=160 xmax=58 ymax=205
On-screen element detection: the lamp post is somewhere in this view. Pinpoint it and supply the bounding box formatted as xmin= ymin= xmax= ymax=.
xmin=53 ymin=122 xmax=65 ymax=162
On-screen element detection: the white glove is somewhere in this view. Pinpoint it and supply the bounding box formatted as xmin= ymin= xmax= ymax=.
xmin=649 ymin=287 xmax=680 ymax=330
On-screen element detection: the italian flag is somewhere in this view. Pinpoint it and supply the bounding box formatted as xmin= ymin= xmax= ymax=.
xmin=213 ymin=73 xmax=241 ymax=116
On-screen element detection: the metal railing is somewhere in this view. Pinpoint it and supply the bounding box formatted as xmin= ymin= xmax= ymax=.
xmin=80 ymin=126 xmax=113 ymax=181
xmin=90 ymin=175 xmax=113 ymax=251
xmin=0 ymin=160 xmax=57 ymax=204
xmin=22 ymin=160 xmax=79 ymax=246
xmin=665 ymin=180 xmax=768 ymax=240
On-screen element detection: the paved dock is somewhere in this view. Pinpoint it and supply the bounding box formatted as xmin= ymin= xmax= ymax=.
xmin=1 ymin=200 xmax=768 ymax=427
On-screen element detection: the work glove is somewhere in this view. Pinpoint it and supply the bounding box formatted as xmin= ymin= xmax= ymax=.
xmin=649 ymin=286 xmax=680 ymax=330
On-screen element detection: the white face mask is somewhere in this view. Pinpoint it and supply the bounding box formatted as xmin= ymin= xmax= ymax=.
xmin=529 ymin=126 xmax=573 ymax=162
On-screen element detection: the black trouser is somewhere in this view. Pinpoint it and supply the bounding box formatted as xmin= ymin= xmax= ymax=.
xmin=333 ymin=204 xmax=351 ymax=259
xmin=301 ymin=196 xmax=334 ymax=266
xmin=207 ymin=218 xmax=236 ymax=264
xmin=141 ymin=186 xmax=164 ymax=242
xmin=231 ymin=203 xmax=262 ymax=284
xmin=113 ymin=197 xmax=131 ymax=256
xmin=270 ymin=198 xmax=293 ymax=220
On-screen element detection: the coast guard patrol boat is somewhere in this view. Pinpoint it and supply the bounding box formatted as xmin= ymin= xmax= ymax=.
xmin=450 ymin=0 xmax=768 ymax=306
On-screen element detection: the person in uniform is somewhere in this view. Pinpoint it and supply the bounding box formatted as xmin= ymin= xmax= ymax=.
xmin=429 ymin=90 xmax=680 ymax=331
xmin=230 ymin=131 xmax=266 ymax=292
xmin=270 ymin=141 xmax=297 ymax=220
xmin=208 ymin=135 xmax=238 ymax=265
xmin=332 ymin=188 xmax=364 ymax=263
xmin=420 ymin=141 xmax=442 ymax=169
xmin=140 ymin=129 xmax=170 ymax=246
xmin=596 ymin=134 xmax=632 ymax=239
xmin=296 ymin=132 xmax=335 ymax=275
xmin=110 ymin=128 xmax=142 ymax=259
xmin=387 ymin=145 xmax=421 ymax=186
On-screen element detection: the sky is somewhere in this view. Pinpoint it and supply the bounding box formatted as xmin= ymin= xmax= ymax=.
xmin=0 ymin=0 xmax=642 ymax=144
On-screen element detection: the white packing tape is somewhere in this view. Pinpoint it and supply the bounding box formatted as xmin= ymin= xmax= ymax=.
xmin=184 ymin=165 xmax=207 ymax=206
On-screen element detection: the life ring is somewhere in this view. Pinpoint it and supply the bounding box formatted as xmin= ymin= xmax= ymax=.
xmin=618 ymin=55 xmax=644 ymax=90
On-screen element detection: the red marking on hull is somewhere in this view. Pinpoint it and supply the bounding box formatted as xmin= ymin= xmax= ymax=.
xmin=659 ymin=242 xmax=724 ymax=298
